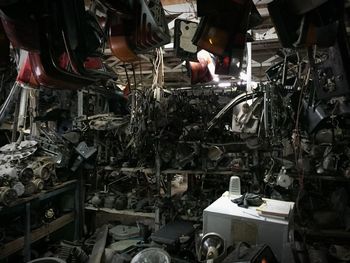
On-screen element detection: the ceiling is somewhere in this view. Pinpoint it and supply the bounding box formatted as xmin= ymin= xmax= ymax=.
xmin=104 ymin=0 xmax=282 ymax=88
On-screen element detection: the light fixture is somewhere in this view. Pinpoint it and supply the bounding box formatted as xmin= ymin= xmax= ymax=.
xmin=218 ymin=82 xmax=231 ymax=87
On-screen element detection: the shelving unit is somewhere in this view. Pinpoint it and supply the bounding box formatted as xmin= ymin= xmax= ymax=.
xmin=162 ymin=169 xmax=242 ymax=175
xmin=85 ymin=206 xmax=155 ymax=218
xmin=0 ymin=212 xmax=74 ymax=259
xmin=0 ymin=180 xmax=81 ymax=262
xmin=85 ymin=167 xmax=238 ymax=230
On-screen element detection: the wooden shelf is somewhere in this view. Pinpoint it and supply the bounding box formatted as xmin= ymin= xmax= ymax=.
xmin=0 ymin=180 xmax=77 ymax=212
xmin=117 ymin=167 xmax=247 ymax=175
xmin=0 ymin=212 xmax=75 ymax=259
xmin=162 ymin=169 xmax=243 ymax=175
xmin=85 ymin=206 xmax=155 ymax=219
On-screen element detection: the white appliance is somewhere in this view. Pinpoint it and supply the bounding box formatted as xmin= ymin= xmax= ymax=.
xmin=203 ymin=193 xmax=294 ymax=263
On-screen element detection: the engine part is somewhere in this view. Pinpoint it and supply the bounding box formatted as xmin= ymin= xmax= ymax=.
xmin=19 ymin=167 xmax=34 ymax=184
xmin=109 ymin=225 xmax=140 ymax=241
xmin=23 ymin=181 xmax=37 ymax=196
xmin=0 ymin=164 xmax=17 ymax=179
xmin=276 ymin=167 xmax=293 ymax=189
xmin=0 ymin=186 xmax=18 ymax=206
xmin=18 ymin=167 xmax=34 ymax=184
xmin=29 ymin=156 xmax=56 ymax=181
xmin=109 ymin=239 xmax=139 ymax=252
xmin=33 ymin=178 xmax=44 ymax=192
xmin=12 ymin=181 xmax=25 ymax=197
xmin=0 ymin=140 xmax=38 ymax=163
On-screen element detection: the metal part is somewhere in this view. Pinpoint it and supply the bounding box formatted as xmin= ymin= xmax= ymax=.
xmin=32 ymin=178 xmax=44 ymax=192
xmin=109 ymin=225 xmax=140 ymax=241
xmin=71 ymin=142 xmax=97 ymax=171
xmin=197 ymin=232 xmax=225 ymax=262
xmin=0 ymin=140 xmax=38 ymax=163
xmin=0 ymin=186 xmax=17 ymax=206
xmin=12 ymin=181 xmax=25 ymax=197
xmin=207 ymin=92 xmax=261 ymax=131
xmin=19 ymin=167 xmax=34 ymax=184
xmin=29 ymin=156 xmax=56 ymax=180
xmin=88 ymin=114 xmax=129 ymax=131
xmin=276 ymin=167 xmax=293 ymax=189
xmin=88 ymin=225 xmax=108 ymax=263
xmin=103 ymin=194 xmax=115 ymax=209
xmin=23 ymin=181 xmax=37 ymax=196
xmin=109 ymin=239 xmax=139 ymax=252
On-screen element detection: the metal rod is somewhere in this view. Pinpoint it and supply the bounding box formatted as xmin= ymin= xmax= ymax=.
xmin=17 ymin=86 xmax=29 ymax=129
xmin=246 ymin=38 xmax=252 ymax=92
xmin=264 ymin=87 xmax=269 ymax=137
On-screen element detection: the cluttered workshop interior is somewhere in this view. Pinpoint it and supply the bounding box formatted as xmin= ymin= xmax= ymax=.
xmin=0 ymin=0 xmax=349 ymax=262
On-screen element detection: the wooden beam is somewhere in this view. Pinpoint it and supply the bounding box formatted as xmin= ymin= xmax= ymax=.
xmin=161 ymin=0 xmax=193 ymax=6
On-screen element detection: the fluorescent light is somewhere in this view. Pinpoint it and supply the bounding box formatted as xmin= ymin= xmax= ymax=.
xmin=218 ymin=82 xmax=231 ymax=87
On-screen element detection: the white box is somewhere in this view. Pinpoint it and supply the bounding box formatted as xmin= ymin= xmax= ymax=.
xmin=203 ymin=193 xmax=294 ymax=262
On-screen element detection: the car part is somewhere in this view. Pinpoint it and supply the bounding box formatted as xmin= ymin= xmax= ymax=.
xmin=197 ymin=232 xmax=225 ymax=262
xmin=131 ymin=248 xmax=171 ymax=263
xmin=0 ymin=186 xmax=17 ymax=206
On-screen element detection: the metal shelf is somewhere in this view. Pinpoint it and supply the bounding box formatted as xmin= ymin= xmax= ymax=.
xmin=85 ymin=206 xmax=155 ymax=219
xmin=0 ymin=179 xmax=81 ymax=262
xmin=0 ymin=212 xmax=75 ymax=259
xmin=0 ymin=180 xmax=77 ymax=213
xmin=119 ymin=167 xmax=245 ymax=175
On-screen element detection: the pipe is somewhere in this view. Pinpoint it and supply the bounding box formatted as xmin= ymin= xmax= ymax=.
xmin=246 ymin=38 xmax=252 ymax=92
xmin=17 ymin=85 xmax=29 ymax=129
